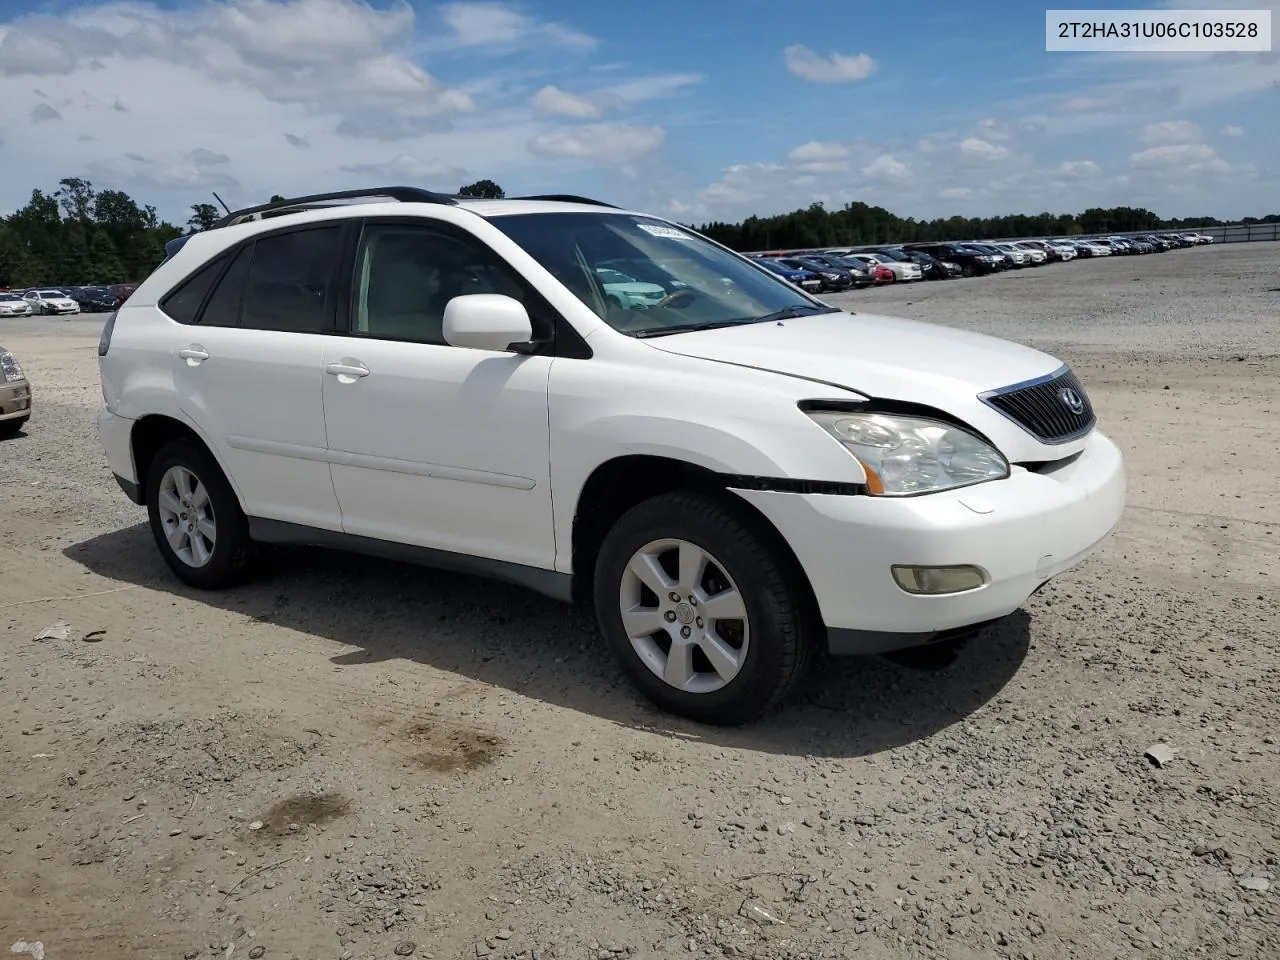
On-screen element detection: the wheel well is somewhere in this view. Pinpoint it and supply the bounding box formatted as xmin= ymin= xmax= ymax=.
xmin=569 ymin=455 xmax=819 ymax=615
xmin=130 ymin=415 xmax=209 ymax=504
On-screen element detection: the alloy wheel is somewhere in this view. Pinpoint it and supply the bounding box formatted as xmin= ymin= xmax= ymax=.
xmin=618 ymin=538 xmax=750 ymax=694
xmin=156 ymin=465 xmax=217 ymax=567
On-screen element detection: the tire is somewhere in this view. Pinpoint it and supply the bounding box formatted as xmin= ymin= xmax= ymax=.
xmin=593 ymin=491 xmax=818 ymax=725
xmin=962 ymin=264 xmax=975 ymax=278
xmin=0 ymin=417 xmax=27 ymax=439
xmin=146 ymin=438 xmax=255 ymax=589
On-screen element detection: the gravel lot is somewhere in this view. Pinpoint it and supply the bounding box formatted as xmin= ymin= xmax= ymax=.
xmin=2 ymin=242 xmax=1278 ymax=960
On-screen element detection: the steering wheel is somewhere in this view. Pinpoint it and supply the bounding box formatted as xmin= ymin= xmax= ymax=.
xmin=655 ymin=288 xmax=703 ymax=310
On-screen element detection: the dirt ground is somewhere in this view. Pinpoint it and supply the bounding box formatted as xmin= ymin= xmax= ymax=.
xmin=2 ymin=243 xmax=1278 ymax=960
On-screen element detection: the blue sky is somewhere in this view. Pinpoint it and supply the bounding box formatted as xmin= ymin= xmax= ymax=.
xmin=1 ymin=0 xmax=1276 ymax=225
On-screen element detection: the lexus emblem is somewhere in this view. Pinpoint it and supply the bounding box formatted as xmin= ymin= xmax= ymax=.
xmin=1058 ymin=387 xmax=1085 ymax=415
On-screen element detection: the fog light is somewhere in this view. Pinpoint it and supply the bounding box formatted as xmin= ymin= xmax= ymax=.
xmin=891 ymin=564 xmax=986 ymax=595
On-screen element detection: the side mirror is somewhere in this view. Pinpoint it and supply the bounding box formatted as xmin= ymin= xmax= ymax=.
xmin=442 ymin=294 xmax=534 ymax=353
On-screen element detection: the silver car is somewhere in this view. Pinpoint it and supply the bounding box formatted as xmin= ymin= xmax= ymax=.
xmin=0 ymin=346 xmax=32 ymax=438
xmin=0 ymin=293 xmax=33 ymax=317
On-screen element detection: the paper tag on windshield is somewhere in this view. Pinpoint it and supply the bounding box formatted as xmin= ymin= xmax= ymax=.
xmin=635 ymin=222 xmax=690 ymax=240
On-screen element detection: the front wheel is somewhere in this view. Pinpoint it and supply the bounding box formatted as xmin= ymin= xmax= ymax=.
xmin=146 ymin=439 xmax=255 ymax=589
xmin=593 ymin=491 xmax=817 ymax=725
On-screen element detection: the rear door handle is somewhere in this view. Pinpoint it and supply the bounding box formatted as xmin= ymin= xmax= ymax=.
xmin=326 ymin=360 xmax=370 ymax=381
xmin=178 ymin=346 xmax=209 ymax=365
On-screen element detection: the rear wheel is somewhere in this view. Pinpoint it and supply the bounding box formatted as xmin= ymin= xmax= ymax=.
xmin=962 ymin=264 xmax=976 ymax=278
xmin=146 ymin=439 xmax=255 ymax=589
xmin=593 ymin=491 xmax=817 ymax=725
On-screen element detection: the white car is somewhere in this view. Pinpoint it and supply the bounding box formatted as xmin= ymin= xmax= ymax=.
xmin=850 ymin=253 xmax=922 ymax=282
xmin=1049 ymin=243 xmax=1078 ymax=261
xmin=1078 ymin=241 xmax=1112 ymax=257
xmin=96 ymin=188 xmax=1125 ymax=724
xmin=24 ymin=289 xmax=80 ymax=315
xmin=1010 ymin=243 xmax=1047 ymax=265
xmin=594 ymin=267 xmax=668 ymax=309
xmin=989 ymin=243 xmax=1030 ymax=266
xmin=0 ymin=293 xmax=34 ymax=317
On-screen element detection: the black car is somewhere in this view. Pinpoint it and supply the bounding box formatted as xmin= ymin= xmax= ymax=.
xmin=71 ymin=286 xmax=119 ymax=312
xmin=904 ymin=242 xmax=1002 ymax=277
xmin=893 ymin=248 xmax=955 ymax=280
xmin=777 ymin=257 xmax=854 ymax=292
xmin=796 ymin=254 xmax=874 ymax=287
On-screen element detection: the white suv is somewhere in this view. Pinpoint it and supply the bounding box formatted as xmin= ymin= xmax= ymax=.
xmin=96 ymin=188 xmax=1125 ymax=724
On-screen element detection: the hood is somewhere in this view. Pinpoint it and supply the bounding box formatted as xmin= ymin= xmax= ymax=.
xmin=646 ymin=311 xmax=1089 ymax=462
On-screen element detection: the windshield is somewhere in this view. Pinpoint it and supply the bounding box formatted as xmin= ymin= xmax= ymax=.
xmin=489 ymin=212 xmax=830 ymax=337
xmin=38 ymin=290 xmax=66 ymax=297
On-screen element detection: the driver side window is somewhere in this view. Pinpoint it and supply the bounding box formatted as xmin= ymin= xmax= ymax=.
xmin=352 ymin=224 xmax=528 ymax=345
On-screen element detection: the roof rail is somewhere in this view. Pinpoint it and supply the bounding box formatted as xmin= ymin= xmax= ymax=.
xmin=212 ymin=186 xmax=457 ymax=229
xmin=511 ymin=194 xmax=619 ymax=208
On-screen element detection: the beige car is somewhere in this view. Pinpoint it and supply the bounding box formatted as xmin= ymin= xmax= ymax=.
xmin=0 ymin=346 xmax=31 ymax=438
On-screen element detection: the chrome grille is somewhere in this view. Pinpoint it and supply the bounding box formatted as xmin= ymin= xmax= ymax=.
xmin=980 ymin=368 xmax=1095 ymax=444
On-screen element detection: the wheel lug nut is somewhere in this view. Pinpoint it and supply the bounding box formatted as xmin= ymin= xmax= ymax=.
xmin=680 ymin=626 xmax=691 ymax=639
xmin=688 ymin=595 xmax=697 ymax=606
xmin=664 ymin=611 xmax=677 ymax=622
xmin=696 ymin=617 xmax=703 ymax=628
xmin=668 ymin=592 xmax=680 ymax=602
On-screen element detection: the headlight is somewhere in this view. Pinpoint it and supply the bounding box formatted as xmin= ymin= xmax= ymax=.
xmin=805 ymin=410 xmax=1009 ymax=496
xmin=1 ymin=350 xmax=25 ymax=383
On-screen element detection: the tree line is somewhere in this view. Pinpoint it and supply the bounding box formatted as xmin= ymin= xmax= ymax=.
xmin=0 ymin=178 xmax=509 ymax=289
xmin=3 ymin=176 xmax=1276 ymax=287
xmin=695 ymin=201 xmax=1280 ymax=251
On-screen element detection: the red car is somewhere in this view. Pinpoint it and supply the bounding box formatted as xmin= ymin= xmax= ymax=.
xmin=872 ymin=264 xmax=895 ymax=285
xmin=108 ymin=284 xmax=137 ymax=308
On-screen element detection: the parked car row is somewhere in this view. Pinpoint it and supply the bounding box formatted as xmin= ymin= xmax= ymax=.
xmin=0 ymin=283 xmax=138 ymax=316
xmin=747 ymin=232 xmax=1213 ymax=288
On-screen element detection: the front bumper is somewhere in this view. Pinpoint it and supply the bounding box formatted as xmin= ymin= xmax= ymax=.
xmin=0 ymin=379 xmax=32 ymax=422
xmin=732 ymin=430 xmax=1126 ymax=655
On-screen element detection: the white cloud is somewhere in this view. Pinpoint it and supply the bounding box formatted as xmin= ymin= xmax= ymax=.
xmin=529 ymin=74 xmax=701 ymax=120
xmin=531 ymin=85 xmax=600 ymax=118
xmin=1058 ymin=160 xmax=1101 ymax=177
xmin=959 ymin=137 xmax=1010 ymax=160
xmin=599 ymin=73 xmax=701 ymax=105
xmin=1141 ymin=119 xmax=1202 ymax=145
xmin=862 ymin=154 xmax=908 ymax=180
xmin=975 ymin=118 xmax=1012 ymax=141
xmin=1220 ymin=124 xmax=1245 ymax=137
xmin=438 ymin=2 xmax=594 ymax=50
xmin=939 ymin=187 xmax=974 ymax=201
xmin=528 ymin=123 xmax=664 ymax=163
xmin=783 ymin=44 xmax=877 ymax=83
xmin=0 ymin=0 xmax=689 ymax=221
xmin=338 ymin=154 xmax=470 ymax=182
xmin=788 ymin=141 xmax=849 ymax=163
xmin=1129 ymin=142 xmax=1228 ymax=171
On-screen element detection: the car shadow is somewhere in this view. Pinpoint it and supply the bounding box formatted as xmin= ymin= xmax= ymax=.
xmin=64 ymin=524 xmax=1031 ymax=758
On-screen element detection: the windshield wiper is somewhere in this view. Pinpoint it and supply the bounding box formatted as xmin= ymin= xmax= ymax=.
xmin=632 ymin=304 xmax=837 ymax=339
xmin=751 ymin=304 xmax=839 ymax=325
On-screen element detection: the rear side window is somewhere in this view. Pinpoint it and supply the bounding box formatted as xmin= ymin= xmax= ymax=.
xmin=200 ymin=246 xmax=252 ymax=327
xmin=160 ymin=254 xmax=228 ymax=324
xmin=241 ymin=227 xmax=342 ymax=333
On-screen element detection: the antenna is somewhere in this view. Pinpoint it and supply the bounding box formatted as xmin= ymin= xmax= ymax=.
xmin=211 ymin=191 xmax=231 ymax=216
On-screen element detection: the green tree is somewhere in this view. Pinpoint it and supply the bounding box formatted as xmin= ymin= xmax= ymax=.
xmin=187 ymin=203 xmax=221 ymax=233
xmin=88 ymin=231 xmax=126 ymax=282
xmin=457 ymin=179 xmax=505 ymax=199
xmin=55 ymin=177 xmax=97 ymax=222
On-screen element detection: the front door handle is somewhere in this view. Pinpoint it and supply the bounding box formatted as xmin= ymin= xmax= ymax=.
xmin=178 ymin=345 xmax=209 ymax=365
xmin=326 ymin=360 xmax=370 ymax=383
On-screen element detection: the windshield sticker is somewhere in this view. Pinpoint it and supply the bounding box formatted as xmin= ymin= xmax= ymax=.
xmin=635 ymin=222 xmax=692 ymax=240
